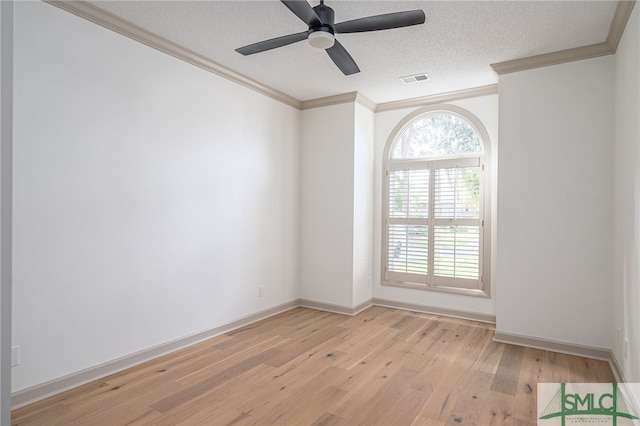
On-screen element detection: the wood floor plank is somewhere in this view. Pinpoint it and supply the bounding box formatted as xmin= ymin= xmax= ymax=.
xmin=12 ymin=307 xmax=616 ymax=426
xmin=235 ymin=363 xmax=349 ymax=422
xmin=310 ymin=412 xmax=342 ymax=426
xmin=174 ymin=335 xmax=289 ymax=386
xmin=568 ymin=354 xmax=615 ymax=383
xmin=340 ymin=366 xmax=431 ymax=425
xmin=284 ymin=386 xmax=347 ymax=425
xmin=168 ymin=403 xmax=252 ymax=426
xmin=491 ymin=344 xmax=526 ymax=395
xmin=329 ymin=340 xmax=418 ymax=419
xmin=475 ymin=389 xmax=532 ymax=426
xmin=11 ymin=402 xmax=72 ymax=426
xmin=148 ymin=363 xmax=277 ymax=425
xmin=512 ymin=348 xmax=546 ymax=421
xmin=263 ymin=326 xmax=346 ymax=368
xmin=120 ymin=409 xmax=165 ymax=426
xmin=57 ymin=379 xmax=186 ymax=426
xmin=150 ymin=347 xmax=281 ymax=413
xmin=408 ymin=326 xmax=497 ymax=422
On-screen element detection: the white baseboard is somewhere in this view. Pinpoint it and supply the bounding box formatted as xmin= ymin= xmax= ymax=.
xmin=11 ymin=299 xmax=299 ymax=409
xmin=493 ymin=330 xmax=611 ymax=361
xmin=12 ymin=298 xmax=491 ymax=408
xmin=297 ymin=298 xmax=373 ymax=315
xmin=372 ymin=297 xmax=496 ymax=324
xmin=297 ymin=297 xmax=495 ymax=323
xmin=15 ymin=299 xmax=624 ymax=410
xmin=493 ymin=332 xmax=631 ymax=384
xmin=608 ymin=350 xmax=628 ymax=383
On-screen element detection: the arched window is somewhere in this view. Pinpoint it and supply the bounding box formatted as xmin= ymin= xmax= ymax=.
xmin=382 ymin=105 xmax=491 ymax=296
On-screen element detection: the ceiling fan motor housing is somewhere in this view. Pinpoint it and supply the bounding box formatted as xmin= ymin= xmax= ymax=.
xmin=311 ymin=4 xmax=335 ymax=31
xmin=308 ymin=4 xmax=336 ymax=49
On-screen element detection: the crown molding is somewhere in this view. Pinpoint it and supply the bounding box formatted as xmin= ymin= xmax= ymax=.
xmin=43 ymin=0 xmax=495 ymax=113
xmin=301 ymin=85 xmax=498 ymax=113
xmin=355 ymin=92 xmax=377 ymax=112
xmin=300 ymin=91 xmax=358 ymax=110
xmin=490 ymin=42 xmax=612 ymax=75
xmin=375 ymin=84 xmax=499 ymax=112
xmin=44 ymin=0 xmax=302 ymax=110
xmin=44 ymin=0 xmax=634 ymax=110
xmin=607 ymin=0 xmax=636 ymax=52
xmin=300 ymin=91 xmax=376 ymax=112
xmin=491 ymin=0 xmax=636 ymax=76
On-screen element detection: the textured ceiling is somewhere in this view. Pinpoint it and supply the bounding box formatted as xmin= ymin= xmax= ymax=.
xmin=89 ymin=0 xmax=618 ymax=104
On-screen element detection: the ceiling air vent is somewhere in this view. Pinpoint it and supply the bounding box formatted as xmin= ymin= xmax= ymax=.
xmin=401 ymin=73 xmax=430 ymax=84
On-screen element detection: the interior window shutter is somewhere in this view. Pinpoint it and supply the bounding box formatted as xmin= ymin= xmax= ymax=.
xmin=386 ymin=169 xmax=429 ymax=282
xmin=432 ymin=161 xmax=481 ymax=285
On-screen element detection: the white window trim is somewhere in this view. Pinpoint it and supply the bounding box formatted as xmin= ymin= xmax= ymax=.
xmin=381 ymin=104 xmax=492 ymax=297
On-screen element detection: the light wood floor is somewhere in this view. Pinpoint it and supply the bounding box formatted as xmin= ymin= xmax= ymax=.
xmin=12 ymin=306 xmax=615 ymax=425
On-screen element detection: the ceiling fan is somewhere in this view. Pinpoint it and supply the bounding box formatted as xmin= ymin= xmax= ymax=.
xmin=235 ymin=0 xmax=426 ymax=76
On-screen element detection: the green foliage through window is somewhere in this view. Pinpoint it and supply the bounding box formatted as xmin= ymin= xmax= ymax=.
xmin=391 ymin=113 xmax=481 ymax=159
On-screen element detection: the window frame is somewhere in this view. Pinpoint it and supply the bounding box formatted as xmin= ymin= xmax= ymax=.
xmin=381 ymin=104 xmax=492 ymax=297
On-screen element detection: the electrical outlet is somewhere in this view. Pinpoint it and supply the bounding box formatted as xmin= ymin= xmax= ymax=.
xmin=624 ymin=339 xmax=629 ymax=359
xmin=258 ymin=286 xmax=264 ymax=297
xmin=11 ymin=345 xmax=20 ymax=367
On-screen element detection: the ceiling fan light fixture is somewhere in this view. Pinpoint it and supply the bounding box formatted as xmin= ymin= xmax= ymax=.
xmin=308 ymin=31 xmax=335 ymax=49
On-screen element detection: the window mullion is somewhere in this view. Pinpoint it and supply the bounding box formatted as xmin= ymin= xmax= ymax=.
xmin=478 ymin=161 xmax=485 ymax=283
xmin=427 ymin=161 xmax=435 ymax=285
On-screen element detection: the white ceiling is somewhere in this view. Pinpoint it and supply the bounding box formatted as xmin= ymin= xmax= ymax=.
xmin=89 ymin=0 xmax=618 ymax=104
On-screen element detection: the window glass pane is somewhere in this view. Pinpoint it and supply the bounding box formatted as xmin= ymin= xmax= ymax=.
xmin=388 ymin=224 xmax=428 ymax=275
xmin=434 ymin=167 xmax=480 ymax=219
xmin=434 ymin=226 xmax=479 ymax=279
xmin=392 ymin=113 xmax=481 ymax=159
xmin=388 ymin=170 xmax=429 ymax=218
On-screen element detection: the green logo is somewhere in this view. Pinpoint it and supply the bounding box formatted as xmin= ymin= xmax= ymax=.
xmin=539 ymin=383 xmax=640 ymax=425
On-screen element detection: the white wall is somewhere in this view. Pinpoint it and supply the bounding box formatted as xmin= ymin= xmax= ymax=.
xmin=300 ymin=103 xmax=356 ymax=308
xmin=496 ymin=56 xmax=614 ymax=349
xmin=613 ymin=5 xmax=640 ymax=381
xmin=300 ymin=101 xmax=375 ymax=310
xmin=373 ymin=95 xmax=499 ymax=316
xmin=352 ymin=104 xmax=375 ymax=307
xmin=12 ymin=2 xmax=300 ymax=392
xmin=1 ymin=1 xmax=13 ymax=422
